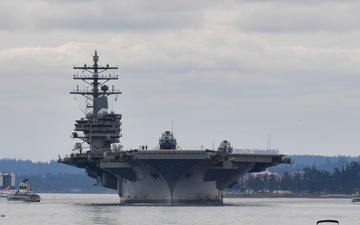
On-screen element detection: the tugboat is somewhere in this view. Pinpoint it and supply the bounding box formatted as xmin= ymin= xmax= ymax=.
xmin=351 ymin=191 xmax=360 ymax=203
xmin=7 ymin=179 xmax=41 ymax=202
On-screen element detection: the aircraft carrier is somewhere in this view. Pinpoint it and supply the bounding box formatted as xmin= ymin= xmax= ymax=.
xmin=58 ymin=51 xmax=291 ymax=205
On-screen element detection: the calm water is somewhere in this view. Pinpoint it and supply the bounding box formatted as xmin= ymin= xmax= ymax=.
xmin=0 ymin=194 xmax=358 ymax=225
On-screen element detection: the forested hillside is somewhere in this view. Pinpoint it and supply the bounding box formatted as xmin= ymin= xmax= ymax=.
xmin=0 ymin=158 xmax=112 ymax=193
xmin=15 ymin=173 xmax=114 ymax=193
xmin=268 ymin=155 xmax=360 ymax=173
xmin=234 ymin=161 xmax=360 ymax=195
xmin=0 ymin=159 xmax=83 ymax=175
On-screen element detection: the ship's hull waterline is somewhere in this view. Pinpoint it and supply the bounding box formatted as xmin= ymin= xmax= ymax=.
xmin=62 ymin=150 xmax=287 ymax=205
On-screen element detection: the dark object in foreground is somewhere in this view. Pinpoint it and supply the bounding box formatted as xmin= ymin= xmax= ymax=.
xmin=317 ymin=220 xmax=339 ymax=224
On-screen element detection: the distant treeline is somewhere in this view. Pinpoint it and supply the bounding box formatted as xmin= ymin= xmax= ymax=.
xmin=15 ymin=173 xmax=115 ymax=194
xmin=0 ymin=159 xmax=112 ymax=193
xmin=268 ymin=154 xmax=360 ymax=174
xmin=234 ymin=161 xmax=360 ymax=195
xmin=0 ymin=159 xmax=83 ymax=176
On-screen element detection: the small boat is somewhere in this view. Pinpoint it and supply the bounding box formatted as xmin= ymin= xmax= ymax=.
xmin=351 ymin=191 xmax=360 ymax=203
xmin=7 ymin=179 xmax=41 ymax=202
xmin=317 ymin=220 xmax=339 ymax=224
xmin=0 ymin=187 xmax=15 ymax=198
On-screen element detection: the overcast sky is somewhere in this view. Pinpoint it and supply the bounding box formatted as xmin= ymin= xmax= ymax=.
xmin=1 ymin=0 xmax=360 ymax=162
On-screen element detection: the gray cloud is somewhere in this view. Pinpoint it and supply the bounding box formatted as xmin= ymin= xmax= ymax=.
xmin=1 ymin=0 xmax=208 ymax=31
xmin=235 ymin=2 xmax=360 ymax=32
xmin=1 ymin=0 xmax=360 ymax=161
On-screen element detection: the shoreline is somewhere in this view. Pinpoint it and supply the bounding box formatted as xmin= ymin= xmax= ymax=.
xmin=224 ymin=192 xmax=353 ymax=198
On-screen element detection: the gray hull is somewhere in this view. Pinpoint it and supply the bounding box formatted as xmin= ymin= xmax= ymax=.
xmin=118 ymin=160 xmax=220 ymax=204
xmin=61 ymin=150 xmax=288 ymax=205
xmin=7 ymin=194 xmax=41 ymax=202
xmin=101 ymin=151 xmax=223 ymax=204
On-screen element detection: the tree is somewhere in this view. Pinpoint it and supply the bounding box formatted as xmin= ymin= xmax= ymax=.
xmin=267 ymin=174 xmax=278 ymax=193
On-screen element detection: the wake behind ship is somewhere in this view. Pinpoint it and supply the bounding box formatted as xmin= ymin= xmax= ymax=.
xmin=58 ymin=51 xmax=291 ymax=205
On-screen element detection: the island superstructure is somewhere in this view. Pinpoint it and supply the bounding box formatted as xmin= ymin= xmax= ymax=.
xmin=58 ymin=51 xmax=291 ymax=205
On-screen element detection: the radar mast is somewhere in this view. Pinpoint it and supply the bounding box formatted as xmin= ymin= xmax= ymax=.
xmin=70 ymin=51 xmax=122 ymax=156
